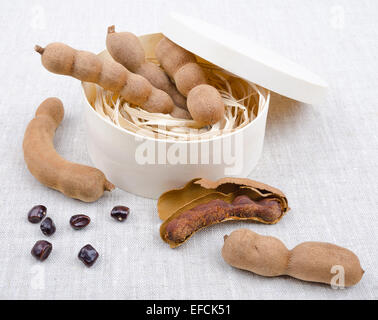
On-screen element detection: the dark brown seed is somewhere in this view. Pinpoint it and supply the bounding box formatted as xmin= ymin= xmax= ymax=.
xmin=31 ymin=240 xmax=52 ymax=261
xmin=111 ymin=206 xmax=130 ymax=222
xmin=78 ymin=244 xmax=99 ymax=267
xmin=70 ymin=215 xmax=91 ymax=230
xmin=27 ymin=205 xmax=47 ymax=223
xmin=40 ymin=217 xmax=56 ymax=236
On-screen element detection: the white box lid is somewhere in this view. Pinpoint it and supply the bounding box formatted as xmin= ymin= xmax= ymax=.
xmin=161 ymin=12 xmax=328 ymax=104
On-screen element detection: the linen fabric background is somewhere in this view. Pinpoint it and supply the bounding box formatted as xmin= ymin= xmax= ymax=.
xmin=0 ymin=0 xmax=377 ymax=299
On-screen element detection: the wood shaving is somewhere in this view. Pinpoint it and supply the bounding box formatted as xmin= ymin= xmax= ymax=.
xmin=89 ymin=61 xmax=268 ymax=141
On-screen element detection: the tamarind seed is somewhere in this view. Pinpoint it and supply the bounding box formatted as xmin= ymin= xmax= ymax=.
xmin=78 ymin=244 xmax=99 ymax=267
xmin=31 ymin=240 xmax=52 ymax=261
xmin=27 ymin=205 xmax=47 ymax=223
xmin=40 ymin=217 xmax=56 ymax=236
xmin=111 ymin=206 xmax=130 ymax=222
xmin=70 ymin=214 xmax=91 ymax=230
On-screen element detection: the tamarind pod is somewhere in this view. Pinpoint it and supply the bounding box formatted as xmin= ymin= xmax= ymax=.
xmin=170 ymin=105 xmax=192 ymax=119
xmin=223 ymin=229 xmax=289 ymax=277
xmin=222 ymin=229 xmax=364 ymax=287
xmin=141 ymin=86 xmax=175 ymax=114
xmin=160 ymin=195 xmax=285 ymax=248
xmin=155 ymin=37 xmax=207 ymax=96
xmin=106 ymin=26 xmax=145 ymax=72
xmin=187 ymin=84 xmax=225 ymax=126
xmin=158 ymin=177 xmax=289 ymax=221
xmin=155 ymin=37 xmax=198 ymax=78
xmin=35 ymin=43 xmax=173 ymax=114
xmin=287 ymin=242 xmax=365 ymax=287
xmin=155 ymin=37 xmax=225 ymax=125
xmin=136 ymin=62 xmax=188 ymax=110
xmin=23 ymin=98 xmax=114 ymax=202
xmin=174 ymin=63 xmax=207 ymax=97
xmin=106 ymin=26 xmax=187 ymax=110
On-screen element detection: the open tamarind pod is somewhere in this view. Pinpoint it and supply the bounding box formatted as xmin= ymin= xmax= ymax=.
xmin=158 ymin=177 xmax=289 ymax=248
xmin=155 ymin=37 xmax=225 ymax=126
xmin=35 ymin=43 xmax=174 ymax=114
xmin=222 ymin=229 xmax=364 ymax=287
xmin=160 ymin=194 xmax=286 ymax=248
xmin=158 ymin=177 xmax=288 ymax=220
xmin=23 ymin=98 xmax=114 ymax=202
xmin=106 ymin=26 xmax=187 ymax=111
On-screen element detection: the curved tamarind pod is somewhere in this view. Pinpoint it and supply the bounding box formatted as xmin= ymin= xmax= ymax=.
xmin=155 ymin=37 xmax=224 ymax=125
xmin=106 ymin=26 xmax=187 ymax=110
xmin=222 ymin=229 xmax=364 ymax=287
xmin=160 ymin=195 xmax=286 ymax=248
xmin=23 ymin=98 xmax=115 ymax=202
xmin=35 ymin=43 xmax=173 ymax=114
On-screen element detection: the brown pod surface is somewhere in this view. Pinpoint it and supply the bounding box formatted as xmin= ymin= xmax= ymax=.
xmin=170 ymin=105 xmax=192 ymax=119
xmin=287 ymin=242 xmax=365 ymax=287
xmin=155 ymin=37 xmax=197 ymax=76
xmin=23 ymin=98 xmax=114 ymax=202
xmin=174 ymin=63 xmax=207 ymax=96
xmin=155 ymin=37 xmax=224 ymax=125
xmin=222 ymin=229 xmax=364 ymax=287
xmin=106 ymin=26 xmax=187 ymax=110
xmin=222 ymin=229 xmax=289 ymax=277
xmin=137 ymin=62 xmax=187 ymax=110
xmin=35 ymin=43 xmax=173 ymax=114
xmin=106 ymin=26 xmax=145 ymax=72
xmin=187 ymin=84 xmax=225 ymax=126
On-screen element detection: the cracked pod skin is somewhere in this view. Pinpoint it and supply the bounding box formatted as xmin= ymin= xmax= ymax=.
xmin=159 ymin=177 xmax=289 ymax=248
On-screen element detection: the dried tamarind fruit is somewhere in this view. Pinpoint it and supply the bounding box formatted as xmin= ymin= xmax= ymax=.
xmin=158 ymin=177 xmax=288 ymax=248
xmin=158 ymin=177 xmax=288 ymax=221
xmin=35 ymin=43 xmax=174 ymax=114
xmin=222 ymin=229 xmax=364 ymax=287
xmin=170 ymin=105 xmax=192 ymax=119
xmin=23 ymin=97 xmax=114 ymax=202
xmin=155 ymin=37 xmax=225 ymax=125
xmin=161 ymin=195 xmax=285 ymax=248
xmin=106 ymin=26 xmax=187 ymax=111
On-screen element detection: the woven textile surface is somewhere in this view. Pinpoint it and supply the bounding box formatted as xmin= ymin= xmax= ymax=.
xmin=0 ymin=0 xmax=377 ymax=299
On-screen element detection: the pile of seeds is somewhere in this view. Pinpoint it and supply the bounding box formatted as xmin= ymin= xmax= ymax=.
xmin=28 ymin=205 xmax=130 ymax=267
